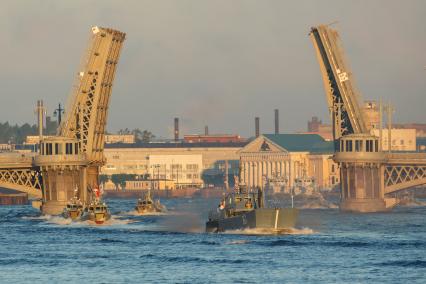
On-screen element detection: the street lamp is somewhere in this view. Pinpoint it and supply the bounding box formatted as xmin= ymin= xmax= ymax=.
xmin=53 ymin=103 xmax=65 ymax=125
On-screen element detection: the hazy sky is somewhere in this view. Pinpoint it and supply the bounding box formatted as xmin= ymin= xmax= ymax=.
xmin=1 ymin=0 xmax=425 ymax=138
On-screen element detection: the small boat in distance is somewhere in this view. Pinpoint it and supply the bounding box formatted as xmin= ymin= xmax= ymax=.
xmin=62 ymin=187 xmax=85 ymax=221
xmin=135 ymin=189 xmax=166 ymax=214
xmin=206 ymin=178 xmax=298 ymax=233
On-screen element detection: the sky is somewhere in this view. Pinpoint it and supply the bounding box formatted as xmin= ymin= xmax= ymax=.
xmin=0 ymin=0 xmax=425 ymax=138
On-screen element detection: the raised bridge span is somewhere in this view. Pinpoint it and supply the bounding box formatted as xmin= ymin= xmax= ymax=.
xmin=310 ymin=25 xmax=426 ymax=212
xmin=0 ymin=26 xmax=125 ymax=214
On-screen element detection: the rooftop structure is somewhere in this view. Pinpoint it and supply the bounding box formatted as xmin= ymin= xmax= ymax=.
xmin=183 ymin=134 xmax=246 ymax=144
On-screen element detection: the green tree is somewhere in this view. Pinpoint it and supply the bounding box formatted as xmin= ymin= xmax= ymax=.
xmin=118 ymin=128 xmax=131 ymax=135
xmin=0 ymin=121 xmax=38 ymax=144
xmin=110 ymin=174 xmax=137 ymax=190
xmin=99 ymin=174 xmax=110 ymax=185
xmin=141 ymin=130 xmax=155 ymax=142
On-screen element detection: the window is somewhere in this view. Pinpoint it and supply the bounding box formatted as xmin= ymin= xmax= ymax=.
xmin=366 ymin=140 xmax=374 ymax=152
xmin=41 ymin=143 xmax=44 ymax=155
xmin=65 ymin=143 xmax=73 ymax=154
xmin=186 ymin=164 xmax=198 ymax=170
xmin=187 ymin=174 xmax=192 ymax=179
xmin=345 ymin=140 xmax=353 ymax=152
xmin=171 ymin=164 xmax=182 ymax=170
xmin=355 ymin=140 xmax=363 ymax=152
xmin=54 ymin=143 xmax=59 ymax=155
xmin=46 ymin=143 xmax=53 ymax=155
xmin=375 ymin=140 xmax=379 ymax=152
xmin=75 ymin=143 xmax=79 ymax=154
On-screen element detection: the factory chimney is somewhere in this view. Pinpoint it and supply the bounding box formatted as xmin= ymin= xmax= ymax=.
xmin=274 ymin=109 xmax=279 ymax=134
xmin=174 ymin=117 xmax=179 ymax=141
xmin=255 ymin=117 xmax=260 ymax=138
xmin=204 ymin=125 xmax=209 ymax=136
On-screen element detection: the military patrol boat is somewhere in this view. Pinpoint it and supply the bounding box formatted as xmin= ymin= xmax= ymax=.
xmin=206 ymin=181 xmax=298 ymax=233
xmin=62 ymin=187 xmax=85 ymax=221
xmin=86 ymin=187 xmax=111 ymax=224
xmin=135 ymin=189 xmax=166 ymax=214
xmin=87 ymin=199 xmax=111 ymax=224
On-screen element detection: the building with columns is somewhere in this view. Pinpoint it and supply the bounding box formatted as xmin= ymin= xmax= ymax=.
xmin=239 ymin=134 xmax=338 ymax=191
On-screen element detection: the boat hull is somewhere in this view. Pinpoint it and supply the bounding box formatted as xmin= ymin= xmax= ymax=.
xmin=135 ymin=202 xmax=166 ymax=214
xmin=88 ymin=212 xmax=111 ymax=224
xmin=135 ymin=204 xmax=157 ymax=214
xmin=206 ymin=208 xmax=298 ymax=233
xmin=62 ymin=208 xmax=84 ymax=221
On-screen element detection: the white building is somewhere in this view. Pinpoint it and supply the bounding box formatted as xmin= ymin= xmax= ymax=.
xmin=371 ymin=129 xmax=416 ymax=151
xmin=148 ymin=154 xmax=203 ymax=189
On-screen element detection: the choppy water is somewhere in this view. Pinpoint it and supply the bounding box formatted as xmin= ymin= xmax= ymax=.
xmin=1 ymin=197 xmax=426 ymax=283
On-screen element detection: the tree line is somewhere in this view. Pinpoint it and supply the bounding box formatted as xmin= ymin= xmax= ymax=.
xmin=117 ymin=128 xmax=155 ymax=143
xmin=0 ymin=120 xmax=57 ymax=144
xmin=0 ymin=121 xmax=155 ymax=144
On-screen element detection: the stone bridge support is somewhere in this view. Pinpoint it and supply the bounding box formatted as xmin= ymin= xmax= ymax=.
xmin=336 ymin=134 xmax=426 ymax=212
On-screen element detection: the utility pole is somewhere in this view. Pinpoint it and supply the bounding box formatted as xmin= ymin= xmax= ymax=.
xmin=385 ymin=102 xmax=394 ymax=153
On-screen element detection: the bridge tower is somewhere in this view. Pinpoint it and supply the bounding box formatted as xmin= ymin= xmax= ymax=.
xmin=310 ymin=25 xmax=426 ymax=212
xmin=34 ymin=26 xmax=126 ymax=214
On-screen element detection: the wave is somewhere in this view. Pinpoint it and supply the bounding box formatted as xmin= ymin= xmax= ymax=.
xmin=138 ymin=254 xmax=246 ymax=264
xmin=119 ymin=210 xmax=170 ymax=217
xmin=223 ymin=227 xmax=316 ymax=236
xmin=225 ymin=240 xmax=251 ymax=245
xmin=380 ymin=260 xmax=426 ymax=268
xmin=22 ymin=214 xmax=135 ymax=226
xmin=97 ymin=238 xmax=127 ymax=244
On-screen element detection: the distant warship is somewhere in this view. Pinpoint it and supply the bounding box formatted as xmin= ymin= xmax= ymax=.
xmin=206 ymin=178 xmax=298 ymax=233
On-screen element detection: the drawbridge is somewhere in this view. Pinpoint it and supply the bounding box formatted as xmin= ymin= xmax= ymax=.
xmin=310 ymin=25 xmax=426 ymax=212
xmin=0 ymin=26 xmax=125 ymax=214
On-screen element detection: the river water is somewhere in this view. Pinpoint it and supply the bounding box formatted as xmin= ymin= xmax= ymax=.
xmin=1 ymin=197 xmax=425 ymax=283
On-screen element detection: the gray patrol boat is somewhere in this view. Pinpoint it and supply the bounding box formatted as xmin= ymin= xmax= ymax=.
xmin=206 ymin=181 xmax=298 ymax=233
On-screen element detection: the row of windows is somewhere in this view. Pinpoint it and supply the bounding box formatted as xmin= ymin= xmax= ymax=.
xmin=340 ymin=139 xmax=378 ymax=153
xmin=152 ymin=174 xmax=200 ymax=180
xmin=383 ymin=139 xmax=413 ymax=146
xmin=186 ymin=164 xmax=199 ymax=170
xmin=41 ymin=142 xmax=79 ymax=155
xmin=187 ymin=174 xmax=199 ymax=179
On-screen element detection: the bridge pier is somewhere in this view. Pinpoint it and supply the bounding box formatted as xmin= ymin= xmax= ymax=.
xmin=336 ymin=134 xmax=395 ymax=212
xmin=35 ymin=137 xmax=89 ymax=215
